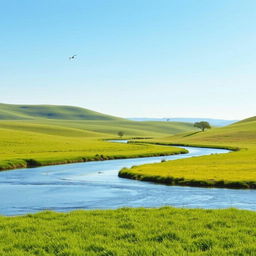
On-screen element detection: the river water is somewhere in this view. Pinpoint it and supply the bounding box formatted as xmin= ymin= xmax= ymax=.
xmin=0 ymin=143 xmax=255 ymax=215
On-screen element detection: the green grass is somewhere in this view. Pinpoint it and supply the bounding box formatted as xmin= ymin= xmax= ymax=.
xmin=1 ymin=103 xmax=255 ymax=255
xmin=0 ymin=120 xmax=192 ymax=170
xmin=0 ymin=105 xmax=255 ymax=255
xmin=119 ymin=117 xmax=256 ymax=189
xmin=0 ymin=126 xmax=188 ymax=170
xmin=0 ymin=103 xmax=196 ymax=171
xmin=0 ymin=103 xmax=195 ymax=137
xmin=0 ymin=119 xmax=195 ymax=137
xmin=0 ymin=103 xmax=197 ymax=171
xmin=0 ymin=207 xmax=255 ymax=256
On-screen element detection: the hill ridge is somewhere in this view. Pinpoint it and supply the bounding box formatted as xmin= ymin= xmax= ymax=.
xmin=0 ymin=103 xmax=121 ymax=121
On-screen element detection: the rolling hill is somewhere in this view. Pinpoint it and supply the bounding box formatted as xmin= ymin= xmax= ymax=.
xmin=0 ymin=103 xmax=120 ymax=120
xmin=119 ymin=116 xmax=256 ymax=189
xmin=0 ymin=103 xmax=196 ymax=137
xmin=158 ymin=116 xmax=256 ymax=145
xmin=234 ymin=116 xmax=256 ymax=124
xmin=0 ymin=103 xmax=196 ymax=171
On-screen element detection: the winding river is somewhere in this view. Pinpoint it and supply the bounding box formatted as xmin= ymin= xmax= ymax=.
xmin=0 ymin=142 xmax=255 ymax=216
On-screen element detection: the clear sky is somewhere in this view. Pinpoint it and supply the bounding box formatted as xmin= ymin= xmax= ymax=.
xmin=1 ymin=0 xmax=255 ymax=119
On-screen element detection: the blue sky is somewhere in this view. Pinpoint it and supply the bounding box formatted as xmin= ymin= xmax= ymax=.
xmin=1 ymin=0 xmax=255 ymax=119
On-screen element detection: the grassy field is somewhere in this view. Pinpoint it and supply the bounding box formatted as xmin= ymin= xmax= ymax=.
xmin=119 ymin=117 xmax=256 ymax=189
xmin=0 ymin=104 xmax=195 ymax=171
xmin=0 ymin=103 xmax=196 ymax=137
xmin=0 ymin=106 xmax=256 ymax=256
xmin=0 ymin=207 xmax=255 ymax=256
xmin=0 ymin=104 xmax=255 ymax=255
xmin=0 ymin=127 xmax=188 ymax=170
xmin=0 ymin=119 xmax=195 ymax=138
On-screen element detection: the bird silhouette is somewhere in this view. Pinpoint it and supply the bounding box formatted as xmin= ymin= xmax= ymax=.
xmin=69 ymin=54 xmax=77 ymax=60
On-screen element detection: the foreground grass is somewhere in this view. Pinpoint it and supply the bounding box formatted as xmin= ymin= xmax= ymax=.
xmin=0 ymin=207 xmax=255 ymax=256
xmin=119 ymin=119 xmax=256 ymax=189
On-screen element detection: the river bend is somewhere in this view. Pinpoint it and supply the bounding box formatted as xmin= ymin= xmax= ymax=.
xmin=0 ymin=143 xmax=255 ymax=215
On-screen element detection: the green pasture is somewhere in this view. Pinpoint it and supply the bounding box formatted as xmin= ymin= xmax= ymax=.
xmin=0 ymin=103 xmax=197 ymax=170
xmin=0 ymin=126 xmax=187 ymax=170
xmin=119 ymin=118 xmax=256 ymax=189
xmin=0 ymin=103 xmax=255 ymax=255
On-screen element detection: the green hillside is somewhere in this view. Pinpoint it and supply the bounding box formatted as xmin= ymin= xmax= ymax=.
xmin=160 ymin=117 xmax=256 ymax=145
xmin=119 ymin=116 xmax=256 ymax=189
xmin=0 ymin=119 xmax=195 ymax=138
xmin=0 ymin=104 xmax=196 ymax=171
xmin=234 ymin=115 xmax=256 ymax=124
xmin=0 ymin=119 xmax=192 ymax=171
xmin=0 ymin=103 xmax=195 ymax=137
xmin=0 ymin=103 xmax=120 ymax=120
xmin=0 ymin=125 xmax=188 ymax=171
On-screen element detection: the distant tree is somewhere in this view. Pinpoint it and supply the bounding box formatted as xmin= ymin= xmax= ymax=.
xmin=118 ymin=131 xmax=124 ymax=138
xmin=194 ymin=121 xmax=211 ymax=132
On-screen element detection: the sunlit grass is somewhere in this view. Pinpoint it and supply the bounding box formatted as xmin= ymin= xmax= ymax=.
xmin=119 ymin=120 xmax=256 ymax=189
xmin=0 ymin=124 xmax=187 ymax=170
xmin=0 ymin=207 xmax=255 ymax=256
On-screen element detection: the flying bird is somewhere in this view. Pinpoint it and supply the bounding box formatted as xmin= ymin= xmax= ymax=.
xmin=69 ymin=54 xmax=77 ymax=60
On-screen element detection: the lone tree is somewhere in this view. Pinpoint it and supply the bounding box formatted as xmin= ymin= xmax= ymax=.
xmin=194 ymin=121 xmax=211 ymax=132
xmin=118 ymin=131 xmax=124 ymax=138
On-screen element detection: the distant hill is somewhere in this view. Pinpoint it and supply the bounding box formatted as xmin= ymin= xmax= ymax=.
xmin=127 ymin=118 xmax=238 ymax=127
xmin=0 ymin=103 xmax=196 ymax=137
xmin=235 ymin=116 xmax=256 ymax=124
xmin=0 ymin=103 xmax=120 ymax=120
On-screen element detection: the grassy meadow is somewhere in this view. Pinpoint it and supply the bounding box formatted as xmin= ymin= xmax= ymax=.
xmin=0 ymin=122 xmax=189 ymax=171
xmin=119 ymin=118 xmax=256 ymax=189
xmin=0 ymin=104 xmax=194 ymax=171
xmin=0 ymin=103 xmax=255 ymax=256
xmin=0 ymin=207 xmax=255 ymax=256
